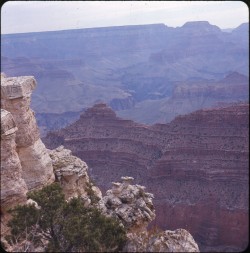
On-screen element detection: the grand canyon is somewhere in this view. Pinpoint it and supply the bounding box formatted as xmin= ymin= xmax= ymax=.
xmin=43 ymin=102 xmax=249 ymax=252
xmin=1 ymin=74 xmax=200 ymax=252
xmin=1 ymin=19 xmax=249 ymax=252
xmin=1 ymin=21 xmax=248 ymax=135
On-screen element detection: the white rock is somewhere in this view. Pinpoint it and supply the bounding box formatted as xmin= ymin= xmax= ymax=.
xmin=49 ymin=146 xmax=102 ymax=202
xmin=1 ymin=109 xmax=28 ymax=213
xmin=101 ymin=176 xmax=156 ymax=232
xmin=1 ymin=75 xmax=55 ymax=190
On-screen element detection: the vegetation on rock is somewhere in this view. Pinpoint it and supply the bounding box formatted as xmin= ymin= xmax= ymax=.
xmin=5 ymin=183 xmax=126 ymax=252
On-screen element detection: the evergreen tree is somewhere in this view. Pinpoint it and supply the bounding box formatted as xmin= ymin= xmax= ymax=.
xmin=6 ymin=183 xmax=126 ymax=252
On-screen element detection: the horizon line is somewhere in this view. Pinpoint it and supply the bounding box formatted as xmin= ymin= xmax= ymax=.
xmin=2 ymin=21 xmax=248 ymax=36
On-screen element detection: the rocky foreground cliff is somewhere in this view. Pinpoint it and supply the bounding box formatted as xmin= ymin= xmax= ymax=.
xmin=1 ymin=74 xmax=199 ymax=252
xmin=44 ymin=102 xmax=249 ymax=252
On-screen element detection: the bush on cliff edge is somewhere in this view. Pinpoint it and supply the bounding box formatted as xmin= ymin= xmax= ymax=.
xmin=5 ymin=183 xmax=126 ymax=252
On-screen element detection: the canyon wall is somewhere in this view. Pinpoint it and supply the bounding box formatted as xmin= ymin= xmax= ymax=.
xmin=0 ymin=75 xmax=201 ymax=253
xmin=0 ymin=74 xmax=104 ymax=206
xmin=1 ymin=74 xmax=55 ymax=190
xmin=44 ymin=103 xmax=249 ymax=251
xmin=2 ymin=22 xmax=248 ymax=134
xmin=1 ymin=109 xmax=28 ymax=213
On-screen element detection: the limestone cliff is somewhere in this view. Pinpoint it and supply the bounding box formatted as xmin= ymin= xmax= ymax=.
xmin=1 ymin=109 xmax=28 ymax=214
xmin=1 ymin=74 xmax=55 ymax=190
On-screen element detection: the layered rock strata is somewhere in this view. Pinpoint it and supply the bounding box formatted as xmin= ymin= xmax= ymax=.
xmin=0 ymin=109 xmax=28 ymax=214
xmin=1 ymin=75 xmax=200 ymax=252
xmin=1 ymin=75 xmax=54 ymax=190
xmin=44 ymin=103 xmax=249 ymax=251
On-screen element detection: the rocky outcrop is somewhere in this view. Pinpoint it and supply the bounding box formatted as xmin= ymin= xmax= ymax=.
xmin=100 ymin=176 xmax=199 ymax=252
xmin=1 ymin=75 xmax=55 ymax=190
xmin=43 ymin=102 xmax=249 ymax=251
xmin=100 ymin=176 xmax=155 ymax=232
xmin=1 ymin=74 xmax=200 ymax=251
xmin=0 ymin=109 xmax=28 ymax=214
xmin=48 ymin=145 xmax=102 ymax=203
xmin=126 ymin=229 xmax=199 ymax=252
xmin=147 ymin=229 xmax=199 ymax=252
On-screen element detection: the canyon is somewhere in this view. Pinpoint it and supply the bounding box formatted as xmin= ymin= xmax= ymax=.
xmin=1 ymin=22 xmax=248 ymax=135
xmin=1 ymin=74 xmax=199 ymax=252
xmin=1 ymin=20 xmax=249 ymax=252
xmin=43 ymin=102 xmax=249 ymax=252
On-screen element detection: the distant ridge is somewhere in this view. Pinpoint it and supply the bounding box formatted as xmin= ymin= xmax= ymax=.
xmin=2 ymin=20 xmax=248 ymax=132
xmin=2 ymin=23 xmax=168 ymax=36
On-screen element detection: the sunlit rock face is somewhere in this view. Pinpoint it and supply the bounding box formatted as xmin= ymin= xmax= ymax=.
xmin=1 ymin=75 xmax=55 ymax=190
xmin=0 ymin=109 xmax=28 ymax=213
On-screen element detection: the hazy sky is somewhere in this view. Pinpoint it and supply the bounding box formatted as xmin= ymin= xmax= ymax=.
xmin=1 ymin=1 xmax=249 ymax=34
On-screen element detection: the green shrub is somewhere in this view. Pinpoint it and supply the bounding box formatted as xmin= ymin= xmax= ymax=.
xmin=6 ymin=183 xmax=126 ymax=252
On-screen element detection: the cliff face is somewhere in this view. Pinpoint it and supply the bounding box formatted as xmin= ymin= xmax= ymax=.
xmin=1 ymin=109 xmax=28 ymax=213
xmin=1 ymin=75 xmax=55 ymax=190
xmin=148 ymin=105 xmax=249 ymax=251
xmin=1 ymin=75 xmax=200 ymax=252
xmin=0 ymin=75 xmax=102 ymax=243
xmin=0 ymin=74 xmax=103 ymax=206
xmin=43 ymin=103 xmax=249 ymax=251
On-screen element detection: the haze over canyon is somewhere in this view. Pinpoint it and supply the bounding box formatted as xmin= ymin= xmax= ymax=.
xmin=1 ymin=20 xmax=249 ymax=252
xmin=1 ymin=21 xmax=249 ymax=135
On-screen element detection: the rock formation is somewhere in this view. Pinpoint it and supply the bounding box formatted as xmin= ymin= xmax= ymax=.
xmin=1 ymin=74 xmax=201 ymax=252
xmin=100 ymin=176 xmax=155 ymax=232
xmin=43 ymin=102 xmax=249 ymax=251
xmin=125 ymin=228 xmax=199 ymax=252
xmin=100 ymin=176 xmax=199 ymax=252
xmin=1 ymin=109 xmax=28 ymax=214
xmin=1 ymin=74 xmax=55 ymax=190
xmin=48 ymin=145 xmax=102 ymax=203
